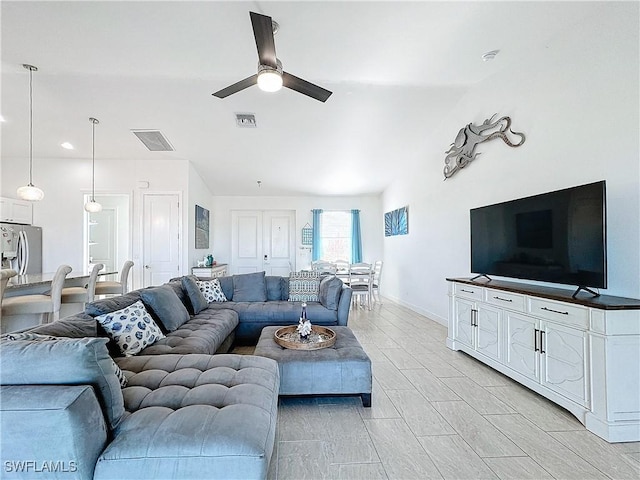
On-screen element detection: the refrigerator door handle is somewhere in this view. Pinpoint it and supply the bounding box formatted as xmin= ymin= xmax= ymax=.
xmin=17 ymin=230 xmax=29 ymax=275
xmin=22 ymin=230 xmax=30 ymax=275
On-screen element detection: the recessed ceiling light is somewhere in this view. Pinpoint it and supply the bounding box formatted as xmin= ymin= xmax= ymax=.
xmin=61 ymin=142 xmax=74 ymax=150
xmin=482 ymin=50 xmax=500 ymax=61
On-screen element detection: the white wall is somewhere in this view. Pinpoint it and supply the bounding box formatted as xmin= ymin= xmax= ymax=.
xmin=382 ymin=4 xmax=640 ymax=324
xmin=187 ymin=163 xmax=214 ymax=269
xmin=0 ymin=156 xmax=190 ymax=289
xmin=210 ymin=195 xmax=382 ymax=271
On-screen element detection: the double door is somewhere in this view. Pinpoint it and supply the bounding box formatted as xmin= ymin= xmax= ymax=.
xmin=231 ymin=210 xmax=295 ymax=276
xmin=505 ymin=312 xmax=588 ymax=407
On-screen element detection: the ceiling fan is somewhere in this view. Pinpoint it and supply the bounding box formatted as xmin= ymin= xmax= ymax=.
xmin=212 ymin=11 xmax=332 ymax=103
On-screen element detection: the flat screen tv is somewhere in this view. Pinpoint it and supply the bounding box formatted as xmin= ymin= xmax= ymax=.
xmin=470 ymin=180 xmax=607 ymax=295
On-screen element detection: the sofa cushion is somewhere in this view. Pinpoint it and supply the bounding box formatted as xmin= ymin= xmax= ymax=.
xmin=1 ymin=385 xmax=108 ymax=480
xmin=181 ymin=276 xmax=208 ymax=314
xmin=0 ymin=336 xmax=125 ymax=430
xmin=21 ymin=312 xmax=98 ymax=338
xmin=99 ymin=354 xmax=280 ymax=480
xmin=140 ymin=285 xmax=190 ymax=332
xmin=1 ymin=332 xmax=127 ymax=387
xmin=233 ymin=271 xmax=267 ymax=302
xmin=265 ymin=276 xmax=282 ymax=301
xmin=165 ymin=280 xmax=193 ymax=312
xmin=95 ymin=300 xmax=165 ymax=356
xmin=217 ymin=276 xmax=234 ymax=301
xmin=197 ymin=278 xmax=227 ymax=303
xmin=319 ymin=275 xmax=343 ymax=311
xmin=86 ymin=290 xmax=142 ymax=317
xmin=288 ymin=271 xmax=320 ymax=302
xmin=136 ymin=308 xmax=239 ymax=356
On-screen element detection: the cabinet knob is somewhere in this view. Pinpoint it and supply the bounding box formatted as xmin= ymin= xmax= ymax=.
xmin=144 ymin=265 xmax=150 ymax=269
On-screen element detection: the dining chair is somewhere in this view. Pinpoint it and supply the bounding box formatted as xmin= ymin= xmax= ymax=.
xmin=0 ymin=269 xmax=18 ymax=321
xmin=60 ymin=263 xmax=104 ymax=307
xmin=334 ymin=259 xmax=350 ymax=281
xmin=311 ymin=261 xmax=337 ymax=275
xmin=2 ymin=264 xmax=72 ymax=324
xmin=94 ymin=260 xmax=134 ymax=297
xmin=348 ymin=262 xmax=373 ymax=310
xmin=372 ymin=260 xmax=384 ymax=304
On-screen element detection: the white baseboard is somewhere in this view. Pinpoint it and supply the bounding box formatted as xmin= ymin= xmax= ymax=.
xmin=382 ymin=294 xmax=447 ymax=327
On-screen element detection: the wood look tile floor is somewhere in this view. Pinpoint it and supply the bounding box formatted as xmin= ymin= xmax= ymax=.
xmin=257 ymin=300 xmax=640 ymax=480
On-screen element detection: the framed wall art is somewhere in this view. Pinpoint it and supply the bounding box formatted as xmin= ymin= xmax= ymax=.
xmin=195 ymin=205 xmax=210 ymax=249
xmin=384 ymin=206 xmax=408 ymax=236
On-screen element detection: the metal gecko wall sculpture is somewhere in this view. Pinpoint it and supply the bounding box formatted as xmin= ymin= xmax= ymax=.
xmin=443 ymin=114 xmax=526 ymax=179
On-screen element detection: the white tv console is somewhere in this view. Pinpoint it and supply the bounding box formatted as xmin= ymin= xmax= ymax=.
xmin=447 ymin=277 xmax=640 ymax=443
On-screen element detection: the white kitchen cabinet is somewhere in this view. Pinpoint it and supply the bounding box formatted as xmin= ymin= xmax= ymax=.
xmin=0 ymin=197 xmax=33 ymax=224
xmin=448 ymin=277 xmax=640 ymax=443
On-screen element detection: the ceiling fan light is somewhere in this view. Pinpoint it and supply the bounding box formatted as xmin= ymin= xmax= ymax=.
xmin=17 ymin=184 xmax=45 ymax=202
xmin=257 ymin=69 xmax=283 ymax=92
xmin=84 ymin=200 xmax=102 ymax=213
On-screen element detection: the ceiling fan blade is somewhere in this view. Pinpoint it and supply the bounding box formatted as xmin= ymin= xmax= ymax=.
xmin=212 ymin=74 xmax=258 ymax=98
xmin=250 ymin=11 xmax=277 ymax=68
xmin=282 ymin=72 xmax=332 ymax=103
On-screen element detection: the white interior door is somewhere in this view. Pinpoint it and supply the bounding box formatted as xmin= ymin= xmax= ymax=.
xmin=89 ymin=208 xmax=116 ymax=273
xmin=231 ymin=210 xmax=295 ymax=275
xmin=142 ymin=193 xmax=181 ymax=286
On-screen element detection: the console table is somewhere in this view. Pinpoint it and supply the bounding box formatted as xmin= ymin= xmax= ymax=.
xmin=191 ymin=264 xmax=227 ymax=279
xmin=447 ymin=277 xmax=640 ymax=443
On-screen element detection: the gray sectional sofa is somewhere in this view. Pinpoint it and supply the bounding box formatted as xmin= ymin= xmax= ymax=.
xmin=0 ymin=271 xmax=352 ymax=480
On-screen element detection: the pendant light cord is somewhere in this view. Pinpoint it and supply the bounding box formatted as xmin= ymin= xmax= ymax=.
xmin=28 ymin=66 xmax=34 ymax=186
xmin=91 ymin=120 xmax=96 ymax=202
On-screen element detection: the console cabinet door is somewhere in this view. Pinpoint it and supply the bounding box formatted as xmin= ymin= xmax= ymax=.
xmin=505 ymin=313 xmax=538 ymax=381
xmin=540 ymin=321 xmax=588 ymax=407
xmin=476 ymin=304 xmax=501 ymax=361
xmin=453 ymin=298 xmax=475 ymax=349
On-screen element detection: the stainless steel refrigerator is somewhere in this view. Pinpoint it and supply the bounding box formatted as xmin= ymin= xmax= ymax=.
xmin=0 ymin=223 xmax=43 ymax=274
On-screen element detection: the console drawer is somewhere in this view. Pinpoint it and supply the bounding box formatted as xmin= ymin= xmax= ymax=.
xmin=454 ymin=283 xmax=483 ymax=301
xmin=485 ymin=289 xmax=525 ymax=312
xmin=528 ymin=297 xmax=588 ymax=329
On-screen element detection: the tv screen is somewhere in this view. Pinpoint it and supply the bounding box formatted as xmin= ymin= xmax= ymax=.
xmin=470 ymin=181 xmax=607 ymax=289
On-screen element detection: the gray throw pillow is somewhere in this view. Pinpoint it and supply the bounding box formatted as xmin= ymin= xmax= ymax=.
xmin=265 ymin=276 xmax=282 ymax=301
xmin=232 ymin=271 xmax=267 ymax=302
xmin=140 ymin=285 xmax=190 ymax=332
xmin=181 ymin=276 xmax=208 ymax=314
xmin=0 ymin=336 xmax=125 ymax=430
xmin=319 ymin=275 xmax=343 ymax=310
xmin=21 ymin=313 xmax=98 ymax=338
xmin=86 ymin=291 xmax=142 ymax=317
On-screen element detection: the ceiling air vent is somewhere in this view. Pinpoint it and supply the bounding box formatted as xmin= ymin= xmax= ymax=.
xmin=131 ymin=130 xmax=175 ymax=151
xmin=235 ymin=113 xmax=257 ymax=128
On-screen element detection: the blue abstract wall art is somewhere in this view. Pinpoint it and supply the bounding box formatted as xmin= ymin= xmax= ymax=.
xmin=385 ymin=206 xmax=408 ymax=236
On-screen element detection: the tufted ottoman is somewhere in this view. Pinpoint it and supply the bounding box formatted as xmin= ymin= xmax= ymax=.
xmin=94 ymin=354 xmax=279 ymax=480
xmin=254 ymin=326 xmax=372 ymax=407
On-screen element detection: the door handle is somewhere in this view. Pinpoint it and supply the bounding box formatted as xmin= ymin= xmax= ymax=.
xmin=534 ymin=329 xmax=539 ymax=352
xmin=540 ymin=331 xmax=546 ymax=354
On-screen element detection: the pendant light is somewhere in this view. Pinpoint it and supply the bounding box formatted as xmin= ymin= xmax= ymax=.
xmin=84 ymin=117 xmax=102 ymax=213
xmin=16 ymin=64 xmax=45 ymax=202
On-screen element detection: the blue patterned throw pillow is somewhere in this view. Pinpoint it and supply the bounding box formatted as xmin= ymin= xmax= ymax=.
xmin=95 ymin=300 xmax=165 ymax=356
xmin=197 ymin=278 xmax=227 ymax=303
xmin=288 ymin=271 xmax=321 ymax=302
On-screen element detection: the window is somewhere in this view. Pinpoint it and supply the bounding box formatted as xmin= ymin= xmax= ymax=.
xmin=319 ymin=211 xmax=352 ymax=261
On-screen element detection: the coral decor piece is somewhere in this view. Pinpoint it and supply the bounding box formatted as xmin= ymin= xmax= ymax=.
xmin=443 ymin=114 xmax=526 ymax=179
